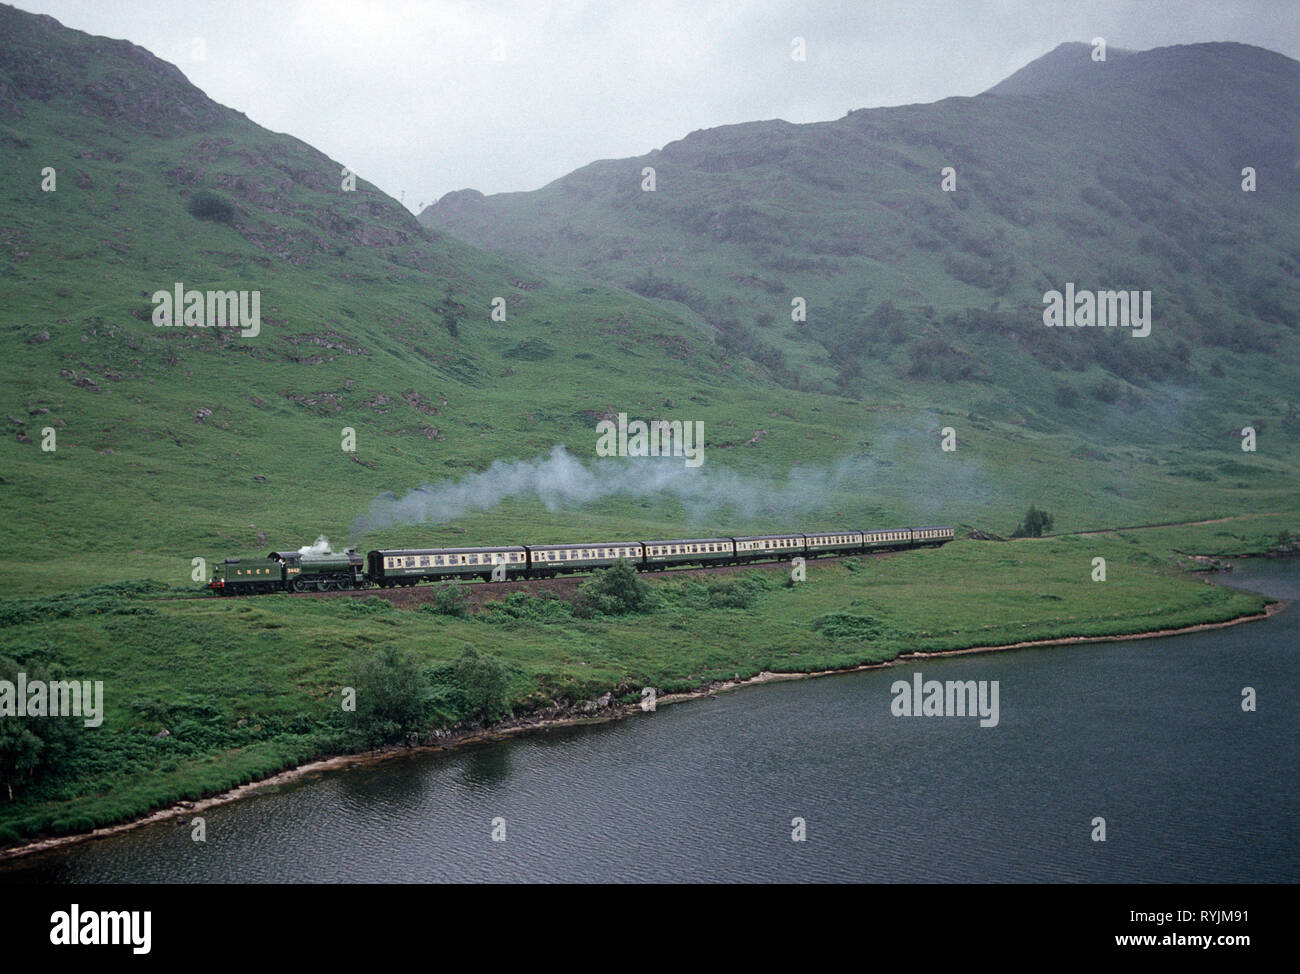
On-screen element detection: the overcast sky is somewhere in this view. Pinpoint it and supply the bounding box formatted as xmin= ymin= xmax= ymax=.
xmin=17 ymin=0 xmax=1300 ymax=211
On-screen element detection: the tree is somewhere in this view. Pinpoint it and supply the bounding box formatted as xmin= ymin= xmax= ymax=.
xmin=429 ymin=580 xmax=468 ymax=616
xmin=349 ymin=645 xmax=429 ymax=744
xmin=1011 ymin=506 xmax=1054 ymax=538
xmin=450 ymin=647 xmax=508 ymax=723
xmin=0 ymin=656 xmax=81 ymax=801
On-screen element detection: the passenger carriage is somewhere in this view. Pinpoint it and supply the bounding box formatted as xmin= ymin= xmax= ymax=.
xmin=861 ymin=527 xmax=914 ymax=550
xmin=525 ymin=542 xmax=644 ymax=577
xmin=804 ymin=530 xmax=865 ymax=557
xmin=911 ymin=525 xmax=956 ymax=546
xmin=642 ymin=538 xmax=734 ymax=570
xmin=368 ymin=546 xmax=526 ymax=586
xmin=731 ymin=534 xmax=806 ymax=563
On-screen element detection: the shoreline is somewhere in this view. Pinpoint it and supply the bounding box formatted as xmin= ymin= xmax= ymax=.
xmin=0 ymin=597 xmax=1285 ymax=865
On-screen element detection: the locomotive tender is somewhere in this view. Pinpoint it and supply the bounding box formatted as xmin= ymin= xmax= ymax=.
xmin=209 ymin=526 xmax=955 ymax=595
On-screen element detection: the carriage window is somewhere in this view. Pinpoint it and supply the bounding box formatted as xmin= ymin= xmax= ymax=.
xmin=405 ymin=557 xmax=415 ymax=567
xmin=419 ymin=556 xmax=430 ymax=567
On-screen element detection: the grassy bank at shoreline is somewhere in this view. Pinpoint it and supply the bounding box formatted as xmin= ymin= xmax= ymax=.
xmin=0 ymin=515 xmax=1290 ymax=847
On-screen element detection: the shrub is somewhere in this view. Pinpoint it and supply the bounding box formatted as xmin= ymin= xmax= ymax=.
xmin=1054 ymin=384 xmax=1080 ymax=408
xmin=1090 ymin=379 xmax=1122 ymax=403
xmin=339 ymin=596 xmax=394 ymax=615
xmin=422 ymin=581 xmax=468 ymax=617
xmin=578 ymin=560 xmax=651 ymax=615
xmin=813 ymin=613 xmax=884 ymax=640
xmin=480 ymin=592 xmax=572 ymax=623
xmin=704 ymin=572 xmax=771 ymax=609
xmin=186 ymin=190 xmax=237 ymax=224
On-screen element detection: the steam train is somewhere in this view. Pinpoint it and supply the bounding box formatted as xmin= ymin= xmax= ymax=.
xmin=208 ymin=526 xmax=955 ymax=595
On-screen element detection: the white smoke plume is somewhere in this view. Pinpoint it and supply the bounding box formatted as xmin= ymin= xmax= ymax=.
xmin=297 ymin=535 xmax=335 ymax=556
xmin=349 ymin=443 xmax=989 ymax=541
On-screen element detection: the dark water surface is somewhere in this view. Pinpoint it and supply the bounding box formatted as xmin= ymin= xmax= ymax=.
xmin=3 ymin=560 xmax=1296 ymax=883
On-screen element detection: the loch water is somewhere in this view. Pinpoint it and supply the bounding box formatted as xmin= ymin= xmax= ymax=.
xmin=3 ymin=560 xmax=1296 ymax=883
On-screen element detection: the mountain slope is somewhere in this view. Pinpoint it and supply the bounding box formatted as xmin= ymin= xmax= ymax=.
xmin=421 ymin=42 xmax=1300 ymax=449
xmin=0 ymin=3 xmax=769 ymax=587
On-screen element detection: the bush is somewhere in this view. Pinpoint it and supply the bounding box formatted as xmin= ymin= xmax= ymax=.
xmin=1054 ymin=384 xmax=1080 ymax=408
xmin=186 ymin=190 xmax=237 ymax=224
xmin=578 ymin=561 xmax=651 ymax=615
xmin=421 ymin=581 xmax=468 ymax=617
xmin=339 ymin=596 xmax=394 ymax=616
xmin=480 ymin=592 xmax=572 ymax=623
xmin=1090 ymin=379 xmax=1122 ymax=404
xmin=813 ymin=613 xmax=884 ymax=640
xmin=703 ymin=572 xmax=771 ymax=609
xmin=0 ymin=583 xmax=162 ymax=626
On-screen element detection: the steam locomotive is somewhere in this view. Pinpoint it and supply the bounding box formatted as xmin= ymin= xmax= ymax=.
xmin=208 ymin=526 xmax=955 ymax=595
